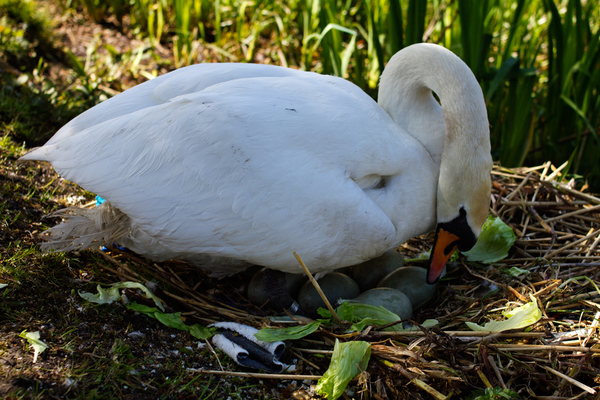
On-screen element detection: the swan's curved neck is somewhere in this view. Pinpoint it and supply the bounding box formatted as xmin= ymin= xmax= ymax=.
xmin=378 ymin=44 xmax=489 ymax=167
xmin=378 ymin=44 xmax=492 ymax=228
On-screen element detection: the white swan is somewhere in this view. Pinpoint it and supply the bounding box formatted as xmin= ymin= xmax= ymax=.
xmin=20 ymin=43 xmax=492 ymax=283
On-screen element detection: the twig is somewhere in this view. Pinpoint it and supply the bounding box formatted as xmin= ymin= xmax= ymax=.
xmin=500 ymin=201 xmax=587 ymax=206
xmin=543 ymin=204 xmax=600 ymax=222
xmin=411 ymin=378 xmax=448 ymax=400
xmin=190 ymin=369 xmax=321 ymax=380
xmin=293 ymin=251 xmax=342 ymax=324
xmin=487 ymin=355 xmax=507 ymax=390
xmin=545 ymin=230 xmax=600 ymax=259
xmin=366 ymin=331 xmax=546 ymax=338
xmin=476 ymin=368 xmax=493 ymax=389
xmin=490 ymin=344 xmax=600 ymax=353
xmin=542 ymin=365 xmax=597 ymax=394
xmin=542 ymin=180 xmax=600 ymax=205
xmin=96 ymin=251 xmax=143 ymax=282
xmin=290 ymin=349 xmax=324 ymax=371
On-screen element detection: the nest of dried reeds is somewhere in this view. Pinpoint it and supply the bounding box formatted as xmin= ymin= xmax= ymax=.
xmin=98 ymin=163 xmax=600 ymax=399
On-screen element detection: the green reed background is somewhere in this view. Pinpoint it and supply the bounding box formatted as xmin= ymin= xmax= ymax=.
xmin=32 ymin=0 xmax=600 ymax=186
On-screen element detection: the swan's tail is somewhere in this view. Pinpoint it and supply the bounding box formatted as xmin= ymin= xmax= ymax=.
xmin=39 ymin=202 xmax=132 ymax=252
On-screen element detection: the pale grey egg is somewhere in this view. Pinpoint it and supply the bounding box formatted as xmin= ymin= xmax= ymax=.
xmin=377 ymin=266 xmax=436 ymax=309
xmin=348 ymin=250 xmax=404 ymax=291
xmin=247 ymin=268 xmax=308 ymax=308
xmin=354 ymin=287 xmax=413 ymax=320
xmin=297 ymin=272 xmax=360 ymax=318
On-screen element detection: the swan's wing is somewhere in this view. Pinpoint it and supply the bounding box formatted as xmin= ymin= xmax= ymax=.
xmin=42 ymin=63 xmax=306 ymax=146
xmin=24 ymin=71 xmax=434 ymax=273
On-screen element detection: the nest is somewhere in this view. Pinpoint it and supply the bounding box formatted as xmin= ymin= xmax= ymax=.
xmin=97 ymin=163 xmax=600 ymax=399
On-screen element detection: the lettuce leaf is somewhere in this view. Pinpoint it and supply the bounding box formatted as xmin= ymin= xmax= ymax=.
xmin=78 ymin=281 xmax=165 ymax=311
xmin=466 ymin=296 xmax=542 ymax=332
xmin=19 ymin=330 xmax=48 ymax=363
xmin=78 ymin=284 xmax=120 ymax=304
xmin=255 ymin=321 xmax=321 ymax=342
xmin=316 ymin=340 xmax=371 ymax=399
xmin=464 ymin=216 xmax=516 ymax=263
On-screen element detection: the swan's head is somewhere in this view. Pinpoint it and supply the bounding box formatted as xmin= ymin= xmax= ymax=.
xmin=426 ymin=119 xmax=492 ymax=284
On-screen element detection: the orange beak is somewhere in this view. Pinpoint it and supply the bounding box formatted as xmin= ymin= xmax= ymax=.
xmin=427 ymin=228 xmax=460 ymax=284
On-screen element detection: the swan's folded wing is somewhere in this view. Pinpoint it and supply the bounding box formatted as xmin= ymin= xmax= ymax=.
xmin=40 ymin=63 xmax=306 ymax=147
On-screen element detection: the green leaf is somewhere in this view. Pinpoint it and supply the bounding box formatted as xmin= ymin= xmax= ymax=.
xmin=467 ymin=387 xmax=520 ymax=400
xmin=78 ymin=282 xmax=165 ymax=311
xmin=19 ymin=330 xmax=48 ymax=363
xmin=110 ymin=282 xmax=165 ymax=311
xmin=127 ymin=302 xmax=214 ymax=338
xmin=78 ymin=284 xmax=120 ymax=304
xmin=125 ymin=302 xmax=161 ymax=314
xmin=344 ymin=303 xmax=402 ymax=331
xmin=505 ymin=266 xmax=530 ymax=277
xmin=350 ymin=317 xmax=390 ymax=332
xmin=318 ymin=302 xmax=404 ymax=331
xmin=561 ymin=94 xmax=599 ymax=143
xmin=255 ymin=321 xmax=321 ymax=342
xmin=466 ymin=296 xmax=542 ymax=332
xmin=66 ymin=49 xmax=86 ymax=77
xmin=317 ymin=307 xmax=334 ymax=319
xmin=126 ymin=302 xmax=187 ymax=331
xmin=154 ymin=312 xmax=189 ymax=332
xmin=334 ymin=301 xmax=355 ymax=321
xmin=189 ymin=324 xmax=215 ymax=340
xmin=0 ymin=283 xmax=8 ymax=289
xmin=316 ymin=340 xmax=371 ymax=400
xmin=319 ymin=302 xmax=436 ymax=333
xmin=464 ymin=216 xmax=516 ymax=263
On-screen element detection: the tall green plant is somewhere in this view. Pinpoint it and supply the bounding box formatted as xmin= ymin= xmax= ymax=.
xmin=542 ymin=0 xmax=600 ymax=181
xmin=483 ymin=0 xmax=539 ymax=167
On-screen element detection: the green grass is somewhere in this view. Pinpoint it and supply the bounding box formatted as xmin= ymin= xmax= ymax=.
xmin=0 ymin=0 xmax=54 ymax=62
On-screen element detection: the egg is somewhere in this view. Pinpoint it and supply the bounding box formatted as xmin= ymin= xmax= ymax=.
xmin=297 ymin=272 xmax=360 ymax=318
xmin=377 ymin=266 xmax=436 ymax=309
xmin=354 ymin=287 xmax=413 ymax=320
xmin=247 ymin=268 xmax=307 ymax=308
xmin=348 ymin=250 xmax=404 ymax=291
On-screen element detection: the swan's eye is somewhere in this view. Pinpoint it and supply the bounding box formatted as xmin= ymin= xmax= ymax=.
xmin=432 ymin=90 xmax=441 ymax=105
